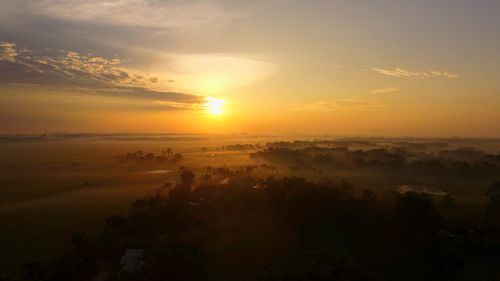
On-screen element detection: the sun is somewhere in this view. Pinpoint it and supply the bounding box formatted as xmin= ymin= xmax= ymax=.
xmin=204 ymin=97 xmax=226 ymax=115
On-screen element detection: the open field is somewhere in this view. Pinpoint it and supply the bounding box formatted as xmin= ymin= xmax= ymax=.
xmin=0 ymin=137 xmax=258 ymax=276
xmin=0 ymin=135 xmax=499 ymax=277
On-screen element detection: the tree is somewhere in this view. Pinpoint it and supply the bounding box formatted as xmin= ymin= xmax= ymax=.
xmin=22 ymin=262 xmax=47 ymax=281
xmin=361 ymin=189 xmax=378 ymax=207
xmin=484 ymin=181 xmax=500 ymax=231
xmin=439 ymin=194 xmax=456 ymax=209
xmin=395 ymin=192 xmax=440 ymax=239
xmin=170 ymin=170 xmax=195 ymax=203
xmin=172 ymin=153 xmax=183 ymax=162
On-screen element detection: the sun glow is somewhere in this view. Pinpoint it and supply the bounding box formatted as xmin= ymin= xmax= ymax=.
xmin=204 ymin=97 xmax=226 ymax=115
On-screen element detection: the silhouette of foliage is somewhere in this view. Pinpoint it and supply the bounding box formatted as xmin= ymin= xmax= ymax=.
xmin=12 ymin=170 xmax=500 ymax=281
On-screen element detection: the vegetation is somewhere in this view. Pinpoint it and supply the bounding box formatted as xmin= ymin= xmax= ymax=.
xmin=250 ymin=145 xmax=500 ymax=184
xmin=10 ymin=168 xmax=500 ymax=281
xmin=117 ymin=149 xmax=183 ymax=163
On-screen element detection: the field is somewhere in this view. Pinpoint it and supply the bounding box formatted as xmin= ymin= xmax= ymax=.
xmin=0 ymin=137 xmax=257 ymax=276
xmin=0 ymin=135 xmax=499 ymax=277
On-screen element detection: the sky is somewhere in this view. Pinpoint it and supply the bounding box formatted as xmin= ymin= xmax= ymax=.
xmin=0 ymin=0 xmax=499 ymax=137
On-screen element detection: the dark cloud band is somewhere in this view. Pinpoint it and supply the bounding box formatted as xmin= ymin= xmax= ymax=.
xmin=0 ymin=42 xmax=203 ymax=109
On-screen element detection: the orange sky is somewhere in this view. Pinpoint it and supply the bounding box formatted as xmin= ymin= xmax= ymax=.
xmin=0 ymin=0 xmax=499 ymax=137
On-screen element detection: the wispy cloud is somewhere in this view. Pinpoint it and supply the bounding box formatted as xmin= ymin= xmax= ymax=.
xmin=288 ymin=86 xmax=399 ymax=113
xmin=0 ymin=42 xmax=17 ymax=62
xmin=288 ymin=100 xmax=341 ymax=112
xmin=371 ymin=67 xmax=459 ymax=79
xmin=2 ymin=0 xmax=239 ymax=30
xmin=288 ymin=97 xmax=386 ymax=113
xmin=369 ymin=87 xmax=399 ymax=95
xmin=0 ymin=42 xmax=203 ymax=109
xmin=1 ymin=42 xmax=153 ymax=87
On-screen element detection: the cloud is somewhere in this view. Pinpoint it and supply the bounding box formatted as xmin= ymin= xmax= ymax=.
xmin=371 ymin=67 xmax=459 ymax=79
xmin=288 ymin=86 xmax=399 ymax=113
xmin=288 ymin=97 xmax=386 ymax=113
xmin=0 ymin=42 xmax=203 ymax=108
xmin=62 ymin=86 xmax=203 ymax=105
xmin=167 ymin=54 xmax=277 ymax=94
xmin=370 ymin=87 xmax=398 ymax=95
xmin=428 ymin=70 xmax=459 ymax=79
xmin=152 ymin=100 xmax=202 ymax=111
xmin=0 ymin=1 xmax=245 ymax=62
xmin=1 ymin=0 xmax=239 ymax=30
xmin=288 ymin=100 xmax=341 ymax=112
xmin=1 ymin=42 xmax=151 ymax=87
xmin=0 ymin=42 xmax=17 ymax=62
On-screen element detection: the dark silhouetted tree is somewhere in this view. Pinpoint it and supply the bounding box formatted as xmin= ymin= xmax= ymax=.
xmin=22 ymin=262 xmax=47 ymax=281
xmin=484 ymin=181 xmax=500 ymax=231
